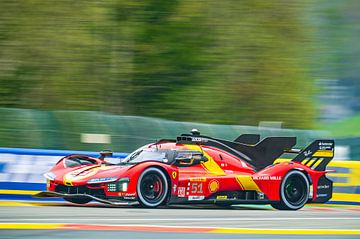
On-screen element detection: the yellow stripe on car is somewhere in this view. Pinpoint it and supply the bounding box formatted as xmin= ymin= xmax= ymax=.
xmin=235 ymin=175 xmax=261 ymax=192
xmin=185 ymin=144 xmax=225 ymax=176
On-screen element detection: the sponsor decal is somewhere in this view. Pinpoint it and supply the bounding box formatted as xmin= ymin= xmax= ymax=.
xmin=304 ymin=150 xmax=312 ymax=157
xmin=317 ymin=185 xmax=330 ymax=189
xmin=317 ymin=193 xmax=328 ymax=198
xmin=189 ymin=177 xmax=206 ymax=182
xmin=123 ymin=196 xmax=136 ymax=200
xmin=178 ymin=187 xmax=186 ymax=197
xmin=208 ymin=180 xmax=219 ymax=193
xmin=118 ymin=192 xmax=136 ymax=200
xmin=224 ymin=170 xmax=234 ymax=174
xmin=124 ymin=193 xmax=136 ymax=197
xmin=188 ymin=196 xmax=205 ymax=201
xmin=253 ymin=176 xmax=281 ymax=181
xmin=216 ymin=195 xmax=227 ymax=200
xmin=173 ymin=184 xmax=177 ymax=193
xmin=191 ymin=137 xmax=208 ymax=143
xmin=87 ymin=177 xmax=117 ymax=183
xmin=318 ymin=142 xmax=333 ymax=151
xmin=319 ymin=142 xmax=333 ymax=146
xmin=172 ymin=171 xmax=177 ymax=179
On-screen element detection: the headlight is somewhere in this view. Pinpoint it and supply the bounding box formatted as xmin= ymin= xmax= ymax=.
xmin=107 ymin=178 xmax=130 ymax=192
xmin=44 ymin=172 xmax=56 ymax=181
xmin=87 ymin=177 xmax=118 ymax=184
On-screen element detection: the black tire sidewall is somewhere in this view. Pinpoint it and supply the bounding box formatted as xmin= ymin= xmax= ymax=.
xmin=137 ymin=167 xmax=169 ymax=208
xmin=280 ymin=170 xmax=309 ymax=210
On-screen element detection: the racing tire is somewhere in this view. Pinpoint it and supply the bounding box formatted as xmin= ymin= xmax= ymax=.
xmin=64 ymin=196 xmax=92 ymax=204
xmin=137 ymin=167 xmax=169 ymax=208
xmin=271 ymin=170 xmax=309 ymax=210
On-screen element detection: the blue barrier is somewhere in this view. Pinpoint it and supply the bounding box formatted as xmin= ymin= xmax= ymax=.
xmin=0 ymin=182 xmax=45 ymax=191
xmin=0 ymin=147 xmax=128 ymax=158
xmin=0 ymin=147 xmax=128 ymax=198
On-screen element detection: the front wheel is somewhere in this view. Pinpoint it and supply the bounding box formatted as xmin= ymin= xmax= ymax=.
xmin=137 ymin=167 xmax=169 ymax=208
xmin=271 ymin=170 xmax=309 ymax=210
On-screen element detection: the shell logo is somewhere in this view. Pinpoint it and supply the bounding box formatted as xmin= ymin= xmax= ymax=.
xmin=208 ymin=179 xmax=219 ymax=193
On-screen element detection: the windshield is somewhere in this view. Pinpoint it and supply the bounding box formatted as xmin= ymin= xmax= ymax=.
xmin=121 ymin=147 xmax=167 ymax=164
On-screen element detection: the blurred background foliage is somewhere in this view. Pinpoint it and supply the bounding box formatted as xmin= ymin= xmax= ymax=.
xmin=0 ymin=0 xmax=359 ymax=129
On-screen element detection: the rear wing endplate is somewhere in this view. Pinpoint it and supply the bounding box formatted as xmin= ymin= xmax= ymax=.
xmin=292 ymin=140 xmax=335 ymax=171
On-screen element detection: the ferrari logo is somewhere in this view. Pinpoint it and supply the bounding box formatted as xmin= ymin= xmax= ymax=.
xmin=172 ymin=171 xmax=177 ymax=179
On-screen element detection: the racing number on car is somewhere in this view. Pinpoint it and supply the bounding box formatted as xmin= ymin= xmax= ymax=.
xmin=191 ymin=183 xmax=203 ymax=194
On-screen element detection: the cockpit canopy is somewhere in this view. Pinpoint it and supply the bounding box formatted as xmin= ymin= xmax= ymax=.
xmin=122 ymin=147 xmax=208 ymax=166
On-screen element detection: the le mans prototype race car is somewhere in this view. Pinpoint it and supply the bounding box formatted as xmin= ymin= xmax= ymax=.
xmin=35 ymin=130 xmax=335 ymax=210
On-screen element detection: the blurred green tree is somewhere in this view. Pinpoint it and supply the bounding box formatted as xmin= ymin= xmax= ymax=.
xmin=0 ymin=0 xmax=316 ymax=128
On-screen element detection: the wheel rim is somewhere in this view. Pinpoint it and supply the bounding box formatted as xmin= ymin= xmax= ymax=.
xmin=140 ymin=173 xmax=165 ymax=204
xmin=284 ymin=175 xmax=306 ymax=206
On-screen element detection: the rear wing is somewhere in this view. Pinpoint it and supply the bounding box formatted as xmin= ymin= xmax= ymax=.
xmin=291 ymin=140 xmax=335 ymax=171
xmin=176 ymin=132 xmax=334 ymax=172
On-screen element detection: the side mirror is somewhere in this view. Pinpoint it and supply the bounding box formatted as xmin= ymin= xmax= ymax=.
xmin=175 ymin=151 xmax=208 ymax=166
xmin=99 ymin=150 xmax=113 ymax=160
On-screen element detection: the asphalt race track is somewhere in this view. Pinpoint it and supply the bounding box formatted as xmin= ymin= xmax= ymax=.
xmin=0 ymin=201 xmax=359 ymax=239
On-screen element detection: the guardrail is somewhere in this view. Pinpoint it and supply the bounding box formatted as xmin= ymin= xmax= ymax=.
xmin=0 ymin=147 xmax=359 ymax=205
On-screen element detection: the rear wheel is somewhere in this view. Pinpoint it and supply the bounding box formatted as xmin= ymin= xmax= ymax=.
xmin=64 ymin=197 xmax=92 ymax=204
xmin=137 ymin=167 xmax=169 ymax=208
xmin=271 ymin=170 xmax=309 ymax=210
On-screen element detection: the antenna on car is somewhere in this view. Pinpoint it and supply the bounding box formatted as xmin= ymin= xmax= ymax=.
xmin=191 ymin=128 xmax=200 ymax=136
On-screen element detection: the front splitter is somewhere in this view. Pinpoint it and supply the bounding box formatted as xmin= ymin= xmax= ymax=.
xmin=33 ymin=191 xmax=139 ymax=206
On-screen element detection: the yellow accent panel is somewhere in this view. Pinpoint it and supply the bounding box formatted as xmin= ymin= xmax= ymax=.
xmin=63 ymin=174 xmax=73 ymax=186
xmin=0 ymin=190 xmax=40 ymax=195
xmin=216 ymin=195 xmax=228 ymax=200
xmin=211 ymin=228 xmax=360 ymax=235
xmin=185 ymin=145 xmax=225 ymax=175
xmin=0 ymin=223 xmax=64 ymax=230
xmin=235 ymin=175 xmax=261 ymax=192
xmin=313 ymin=150 xmax=334 ymax=157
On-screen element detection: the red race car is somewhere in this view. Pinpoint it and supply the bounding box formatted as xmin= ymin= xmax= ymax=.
xmin=34 ymin=130 xmax=334 ymax=210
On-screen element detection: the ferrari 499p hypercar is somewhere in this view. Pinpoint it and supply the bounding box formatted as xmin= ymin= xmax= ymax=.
xmin=35 ymin=130 xmax=335 ymax=210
